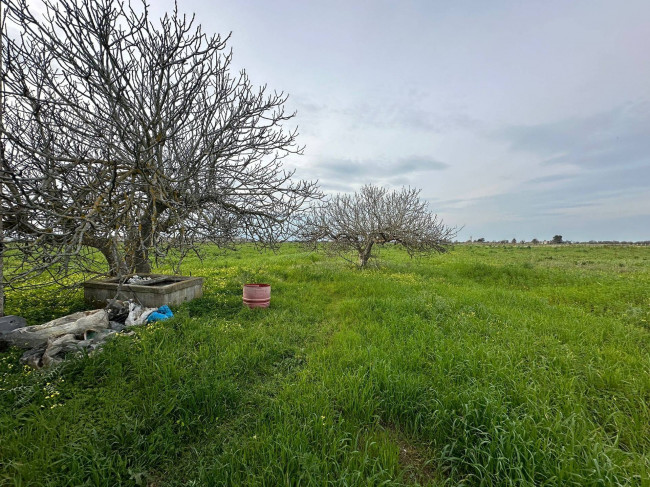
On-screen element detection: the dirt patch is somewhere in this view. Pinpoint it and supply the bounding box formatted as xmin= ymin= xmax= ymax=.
xmin=382 ymin=423 xmax=441 ymax=485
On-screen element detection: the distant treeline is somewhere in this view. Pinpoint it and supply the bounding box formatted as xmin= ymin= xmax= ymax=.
xmin=460 ymin=239 xmax=650 ymax=246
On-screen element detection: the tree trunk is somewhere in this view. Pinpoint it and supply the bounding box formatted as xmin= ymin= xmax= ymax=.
xmin=124 ymin=233 xmax=151 ymax=275
xmin=0 ymin=5 xmax=5 ymax=317
xmin=134 ymin=247 xmax=151 ymax=274
xmin=131 ymin=202 xmax=158 ymax=274
xmin=1 ymin=309 xmax=109 ymax=349
xmin=131 ymin=199 xmax=168 ymax=274
xmin=0 ymin=201 xmax=4 ymax=317
xmin=358 ymin=242 xmax=373 ymax=268
xmin=97 ymin=238 xmax=129 ymax=277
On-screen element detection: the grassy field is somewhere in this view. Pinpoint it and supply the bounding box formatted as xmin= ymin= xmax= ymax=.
xmin=1 ymin=244 xmax=649 ymax=486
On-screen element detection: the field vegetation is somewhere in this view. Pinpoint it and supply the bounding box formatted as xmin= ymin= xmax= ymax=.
xmin=1 ymin=244 xmax=649 ymax=486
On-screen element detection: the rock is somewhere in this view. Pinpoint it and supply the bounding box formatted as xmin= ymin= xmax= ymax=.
xmin=0 ymin=315 xmax=27 ymax=334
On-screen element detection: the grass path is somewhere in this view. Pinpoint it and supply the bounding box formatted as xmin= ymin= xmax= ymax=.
xmin=1 ymin=244 xmax=649 ymax=486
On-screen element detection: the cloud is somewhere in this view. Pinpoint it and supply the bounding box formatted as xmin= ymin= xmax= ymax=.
xmin=313 ymin=155 xmax=449 ymax=188
xmin=388 ymin=105 xmax=442 ymax=132
xmin=338 ymin=102 xmax=481 ymax=134
xmin=498 ymin=101 xmax=650 ymax=169
xmin=396 ymin=155 xmax=449 ymax=172
xmin=433 ymin=159 xmax=650 ymax=241
xmin=318 ymin=181 xmax=356 ymax=193
xmin=445 ymin=162 xmax=650 ymax=217
xmin=291 ymin=92 xmax=481 ymax=135
xmin=525 ymin=173 xmax=577 ymax=185
xmin=290 ymin=96 xmax=328 ymax=115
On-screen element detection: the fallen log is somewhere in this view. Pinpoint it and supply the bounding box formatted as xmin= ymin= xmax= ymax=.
xmin=0 ymin=310 xmax=109 ymax=350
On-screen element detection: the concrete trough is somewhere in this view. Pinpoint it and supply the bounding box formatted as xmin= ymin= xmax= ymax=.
xmin=84 ymin=274 xmax=203 ymax=308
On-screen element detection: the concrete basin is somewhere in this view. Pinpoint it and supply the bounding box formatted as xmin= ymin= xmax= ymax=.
xmin=84 ymin=274 xmax=203 ymax=308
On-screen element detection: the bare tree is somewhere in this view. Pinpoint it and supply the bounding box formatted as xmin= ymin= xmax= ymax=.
xmin=1 ymin=1 xmax=6 ymax=316
xmin=302 ymin=185 xmax=456 ymax=268
xmin=0 ymin=0 xmax=320 ymax=299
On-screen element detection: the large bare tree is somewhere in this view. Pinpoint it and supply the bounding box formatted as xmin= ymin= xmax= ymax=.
xmin=302 ymin=185 xmax=456 ymax=267
xmin=0 ymin=0 xmax=320 ymax=302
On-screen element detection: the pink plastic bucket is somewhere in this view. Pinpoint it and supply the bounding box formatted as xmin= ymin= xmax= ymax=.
xmin=243 ymin=284 xmax=271 ymax=308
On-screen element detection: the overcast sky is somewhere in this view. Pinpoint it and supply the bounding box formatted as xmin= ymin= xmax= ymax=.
xmin=150 ymin=0 xmax=649 ymax=241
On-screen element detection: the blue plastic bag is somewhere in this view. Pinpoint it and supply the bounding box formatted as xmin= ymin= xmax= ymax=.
xmin=146 ymin=305 xmax=174 ymax=323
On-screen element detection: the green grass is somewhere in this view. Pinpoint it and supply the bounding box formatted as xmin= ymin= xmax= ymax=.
xmin=1 ymin=244 xmax=649 ymax=486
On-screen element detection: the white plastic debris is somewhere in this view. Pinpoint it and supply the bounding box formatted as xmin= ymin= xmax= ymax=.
xmin=0 ymin=299 xmax=164 ymax=368
xmin=126 ymin=275 xmax=152 ymax=284
xmin=124 ymin=302 xmax=158 ymax=326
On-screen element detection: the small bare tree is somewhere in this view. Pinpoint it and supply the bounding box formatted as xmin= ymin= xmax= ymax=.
xmin=0 ymin=0 xmax=320 ymax=303
xmin=302 ymin=185 xmax=456 ymax=267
